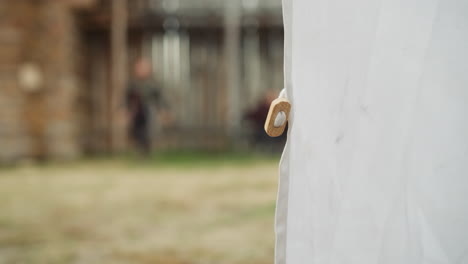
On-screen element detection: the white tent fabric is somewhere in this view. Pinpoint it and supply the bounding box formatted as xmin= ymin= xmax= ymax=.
xmin=275 ymin=0 xmax=468 ymax=263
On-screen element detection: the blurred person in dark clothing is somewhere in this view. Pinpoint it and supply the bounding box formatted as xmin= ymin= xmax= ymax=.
xmin=126 ymin=58 xmax=168 ymax=155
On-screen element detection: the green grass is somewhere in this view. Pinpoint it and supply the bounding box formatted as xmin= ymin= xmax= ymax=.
xmin=0 ymin=150 xmax=281 ymax=173
xmin=132 ymin=150 xmax=279 ymax=167
xmin=0 ymin=159 xmax=279 ymax=264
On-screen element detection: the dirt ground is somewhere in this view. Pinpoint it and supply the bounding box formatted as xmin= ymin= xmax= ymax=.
xmin=0 ymin=159 xmax=279 ymax=264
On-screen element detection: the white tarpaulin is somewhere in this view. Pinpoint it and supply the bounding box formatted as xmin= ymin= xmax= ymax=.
xmin=276 ymin=0 xmax=468 ymax=263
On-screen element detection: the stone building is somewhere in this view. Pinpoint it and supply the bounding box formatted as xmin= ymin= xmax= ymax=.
xmin=0 ymin=0 xmax=91 ymax=162
xmin=0 ymin=0 xmax=283 ymax=162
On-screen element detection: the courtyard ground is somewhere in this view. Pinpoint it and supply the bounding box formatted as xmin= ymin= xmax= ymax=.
xmin=0 ymin=154 xmax=280 ymax=264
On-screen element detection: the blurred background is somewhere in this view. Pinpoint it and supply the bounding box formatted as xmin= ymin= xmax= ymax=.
xmin=0 ymin=0 xmax=284 ymax=263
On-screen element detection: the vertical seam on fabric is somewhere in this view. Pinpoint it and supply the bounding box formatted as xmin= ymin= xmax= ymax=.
xmin=275 ymin=0 xmax=293 ymax=263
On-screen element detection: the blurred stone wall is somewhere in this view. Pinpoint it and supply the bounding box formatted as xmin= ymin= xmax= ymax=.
xmin=0 ymin=1 xmax=84 ymax=162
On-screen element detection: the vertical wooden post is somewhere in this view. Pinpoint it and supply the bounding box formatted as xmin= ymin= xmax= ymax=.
xmin=224 ymin=0 xmax=242 ymax=138
xmin=110 ymin=0 xmax=128 ymax=152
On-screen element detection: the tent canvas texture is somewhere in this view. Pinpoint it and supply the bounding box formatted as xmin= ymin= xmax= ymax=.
xmin=275 ymin=0 xmax=468 ymax=263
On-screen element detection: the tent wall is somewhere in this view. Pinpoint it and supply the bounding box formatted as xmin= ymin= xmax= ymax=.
xmin=276 ymin=0 xmax=468 ymax=263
